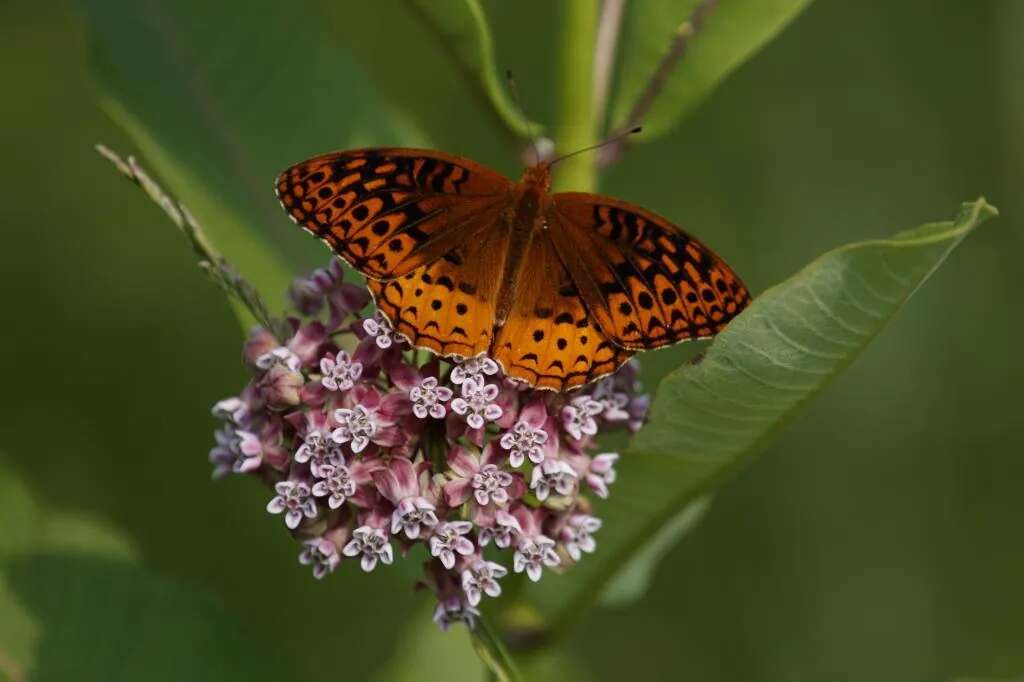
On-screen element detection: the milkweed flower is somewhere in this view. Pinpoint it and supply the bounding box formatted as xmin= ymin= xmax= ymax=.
xmin=208 ymin=259 xmax=650 ymax=630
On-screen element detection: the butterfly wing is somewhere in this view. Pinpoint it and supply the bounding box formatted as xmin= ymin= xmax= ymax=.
xmin=547 ymin=193 xmax=751 ymax=350
xmin=368 ymin=220 xmax=510 ymax=359
xmin=276 ymin=148 xmax=512 ymax=280
xmin=491 ymin=230 xmax=633 ymax=391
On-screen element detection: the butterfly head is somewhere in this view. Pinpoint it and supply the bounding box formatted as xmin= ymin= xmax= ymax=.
xmin=519 ymin=163 xmax=552 ymax=192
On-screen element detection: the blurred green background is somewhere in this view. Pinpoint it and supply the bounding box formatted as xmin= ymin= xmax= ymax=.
xmin=2 ymin=0 xmax=1022 ymax=680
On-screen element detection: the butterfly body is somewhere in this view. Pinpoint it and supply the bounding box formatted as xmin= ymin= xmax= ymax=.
xmin=277 ymin=148 xmax=750 ymax=391
xmin=495 ymin=165 xmax=552 ymax=326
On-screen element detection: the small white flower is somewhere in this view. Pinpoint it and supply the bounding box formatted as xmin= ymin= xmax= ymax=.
xmin=450 ymin=353 xmax=500 ymax=386
xmin=298 ymin=538 xmax=339 ymax=579
xmin=471 ymin=464 xmax=514 ymax=506
xmin=433 ymin=596 xmax=480 ymax=632
xmin=311 ymin=463 xmax=356 ymax=509
xmin=391 ymin=497 xmax=439 ymax=540
xmin=461 ymin=560 xmax=507 ymax=606
xmin=255 ymin=346 xmax=301 ymax=372
xmin=590 ymin=377 xmax=631 ymax=422
xmin=231 ymin=429 xmax=263 ymax=473
xmin=294 ymin=430 xmax=344 ymax=477
xmin=586 ymin=452 xmax=619 ymax=499
xmin=428 ymin=521 xmax=475 ymax=569
xmin=319 ymin=350 xmax=362 ymax=392
xmin=362 ymin=312 xmax=402 ymax=349
xmin=209 ymin=424 xmax=262 ymax=477
xmin=561 ymin=395 xmax=603 ymax=440
xmin=513 ymin=535 xmax=560 ymax=582
xmin=499 ymin=420 xmax=548 ymax=467
xmin=530 ymin=459 xmax=577 ymax=502
xmin=409 ymin=376 xmax=454 ymax=419
xmin=450 ymin=378 xmax=503 ymax=430
xmin=266 ymin=480 xmax=317 ymax=529
xmin=211 ymin=397 xmax=249 ymax=424
xmin=478 ymin=511 xmax=521 ymax=549
xmin=342 ymin=525 xmax=394 ymax=572
xmin=562 ymin=514 xmax=602 ymax=561
xmin=331 ymin=405 xmax=378 ymax=453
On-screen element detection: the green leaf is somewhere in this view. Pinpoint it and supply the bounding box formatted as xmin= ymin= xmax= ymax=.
xmin=523 ymin=198 xmax=997 ymax=630
xmin=404 ymin=0 xmax=539 ymax=141
xmin=598 ymin=495 xmax=713 ymax=607
xmin=5 ymin=554 xmax=292 ymax=682
xmin=0 ymin=463 xmax=136 ymax=562
xmin=609 ymin=0 xmax=813 ymax=140
xmin=79 ymin=0 xmax=426 ymax=309
xmin=0 ymin=464 xmax=293 ymax=681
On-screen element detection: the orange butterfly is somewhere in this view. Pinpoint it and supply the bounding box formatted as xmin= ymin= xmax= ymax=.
xmin=275 ymin=148 xmax=750 ymax=391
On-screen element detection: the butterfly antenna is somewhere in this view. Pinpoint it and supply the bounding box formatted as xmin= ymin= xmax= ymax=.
xmin=548 ymin=126 xmax=643 ymax=168
xmin=506 ymin=69 xmax=541 ymax=165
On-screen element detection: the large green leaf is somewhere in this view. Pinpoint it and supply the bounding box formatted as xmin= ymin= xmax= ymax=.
xmin=5 ymin=555 xmax=293 ymax=682
xmin=522 ymin=198 xmax=997 ymax=630
xmin=0 ymin=465 xmax=292 ymax=681
xmin=609 ymin=0 xmax=813 ymax=140
xmin=79 ymin=0 xmax=425 ymax=303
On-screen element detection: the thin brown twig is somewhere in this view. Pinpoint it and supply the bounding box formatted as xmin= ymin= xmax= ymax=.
xmin=592 ymin=0 xmax=626 ymax=136
xmin=95 ymin=144 xmax=289 ymax=340
xmin=600 ymin=0 xmax=721 ymax=167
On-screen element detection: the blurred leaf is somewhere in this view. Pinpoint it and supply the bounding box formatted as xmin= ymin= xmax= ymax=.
xmin=0 ymin=466 xmax=133 ymax=678
xmin=405 ymin=0 xmax=539 ymax=141
xmin=79 ymin=0 xmax=426 ymax=307
xmin=0 ymin=465 xmax=293 ymax=681
xmin=6 ymin=554 xmax=292 ymax=682
xmin=524 ymin=198 xmax=997 ymax=629
xmin=0 ymin=463 xmax=135 ymax=562
xmin=0 ymin=465 xmax=36 ymax=560
xmin=598 ymin=495 xmax=712 ymax=607
xmin=0 ymin=466 xmax=40 ymax=678
xmin=609 ymin=0 xmax=813 ymax=139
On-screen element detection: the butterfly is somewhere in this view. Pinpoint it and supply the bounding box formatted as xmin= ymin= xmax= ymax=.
xmin=275 ymin=148 xmax=750 ymax=391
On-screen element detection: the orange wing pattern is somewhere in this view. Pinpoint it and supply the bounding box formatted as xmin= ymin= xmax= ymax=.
xmin=548 ymin=193 xmax=750 ymax=351
xmin=368 ymin=220 xmax=510 ymax=359
xmin=492 ymin=231 xmax=633 ymax=391
xmin=276 ymin=148 xmax=511 ymax=280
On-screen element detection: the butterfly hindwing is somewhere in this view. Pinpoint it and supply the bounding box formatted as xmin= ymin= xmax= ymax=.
xmin=547 ymin=193 xmax=751 ymax=351
xmin=368 ymin=217 xmax=510 ymax=359
xmin=276 ymin=148 xmax=511 ymax=280
xmin=491 ymin=231 xmax=633 ymax=391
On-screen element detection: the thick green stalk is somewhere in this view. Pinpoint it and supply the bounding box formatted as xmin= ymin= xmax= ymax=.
xmin=552 ymin=0 xmax=599 ymax=193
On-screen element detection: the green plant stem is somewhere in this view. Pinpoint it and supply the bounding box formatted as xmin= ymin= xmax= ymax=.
xmin=470 ymin=615 xmax=523 ymax=682
xmin=552 ymin=0 xmax=600 ymax=193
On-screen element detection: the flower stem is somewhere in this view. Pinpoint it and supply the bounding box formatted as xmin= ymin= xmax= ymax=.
xmin=470 ymin=615 xmax=523 ymax=682
xmin=552 ymin=0 xmax=600 ymax=193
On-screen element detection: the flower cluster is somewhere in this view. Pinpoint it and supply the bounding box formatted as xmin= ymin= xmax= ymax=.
xmin=209 ymin=259 xmax=649 ymax=630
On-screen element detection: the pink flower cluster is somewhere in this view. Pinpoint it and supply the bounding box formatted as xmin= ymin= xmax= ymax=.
xmin=209 ymin=260 xmax=649 ymax=630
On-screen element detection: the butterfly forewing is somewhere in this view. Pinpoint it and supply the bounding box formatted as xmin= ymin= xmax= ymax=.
xmin=547 ymin=193 xmax=751 ymax=350
xmin=367 ymin=212 xmax=510 ymax=359
xmin=276 ymin=148 xmax=512 ymax=280
xmin=491 ymin=231 xmax=633 ymax=391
